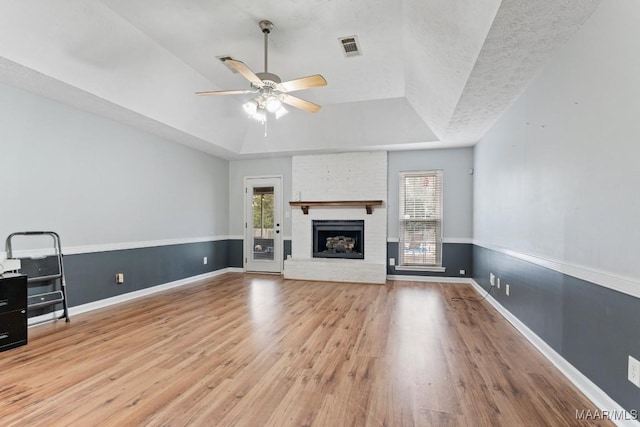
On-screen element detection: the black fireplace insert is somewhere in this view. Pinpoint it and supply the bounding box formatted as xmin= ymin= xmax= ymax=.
xmin=312 ymin=220 xmax=364 ymax=259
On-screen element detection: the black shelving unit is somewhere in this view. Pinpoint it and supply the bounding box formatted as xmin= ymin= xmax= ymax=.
xmin=0 ymin=274 xmax=27 ymax=351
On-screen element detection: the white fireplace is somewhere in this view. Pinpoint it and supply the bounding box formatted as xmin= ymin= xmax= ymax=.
xmin=284 ymin=151 xmax=387 ymax=284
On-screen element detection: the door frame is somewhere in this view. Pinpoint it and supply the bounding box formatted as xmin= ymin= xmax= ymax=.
xmin=243 ymin=175 xmax=284 ymax=273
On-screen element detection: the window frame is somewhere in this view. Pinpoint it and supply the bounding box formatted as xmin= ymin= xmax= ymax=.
xmin=397 ymin=170 xmax=445 ymax=272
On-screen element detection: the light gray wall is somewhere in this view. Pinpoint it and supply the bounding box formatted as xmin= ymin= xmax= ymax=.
xmin=228 ymin=157 xmax=292 ymax=238
xmin=473 ymin=0 xmax=640 ymax=281
xmin=472 ymin=0 xmax=640 ymax=411
xmin=1 ymin=82 xmax=229 ymax=249
xmin=387 ymin=148 xmax=474 ymax=240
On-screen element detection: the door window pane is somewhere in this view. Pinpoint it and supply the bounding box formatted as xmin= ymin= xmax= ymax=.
xmin=252 ymin=186 xmax=275 ymax=261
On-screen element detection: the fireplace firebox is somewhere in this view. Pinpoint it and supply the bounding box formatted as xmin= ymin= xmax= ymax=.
xmin=312 ymin=220 xmax=364 ymax=259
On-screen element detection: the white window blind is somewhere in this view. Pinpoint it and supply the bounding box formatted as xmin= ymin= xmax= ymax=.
xmin=399 ymin=171 xmax=443 ymax=267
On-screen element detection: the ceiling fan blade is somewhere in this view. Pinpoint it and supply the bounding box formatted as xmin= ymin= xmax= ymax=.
xmin=281 ymin=94 xmax=321 ymax=113
xmin=195 ymin=89 xmax=254 ymax=96
xmin=224 ymin=59 xmax=263 ymax=87
xmin=277 ymin=74 xmax=327 ymax=93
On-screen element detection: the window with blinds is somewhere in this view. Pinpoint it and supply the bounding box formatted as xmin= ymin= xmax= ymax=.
xmin=399 ymin=170 xmax=443 ymax=267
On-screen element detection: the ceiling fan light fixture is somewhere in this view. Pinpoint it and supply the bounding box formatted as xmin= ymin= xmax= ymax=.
xmin=252 ymin=105 xmax=267 ymax=122
xmin=242 ymin=99 xmax=258 ymax=115
xmin=265 ymin=96 xmax=282 ymax=113
xmin=197 ymin=19 xmax=327 ymax=123
xmin=275 ymin=105 xmax=288 ymax=119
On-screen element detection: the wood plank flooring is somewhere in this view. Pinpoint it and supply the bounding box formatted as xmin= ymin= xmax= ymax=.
xmin=0 ymin=273 xmax=611 ymax=426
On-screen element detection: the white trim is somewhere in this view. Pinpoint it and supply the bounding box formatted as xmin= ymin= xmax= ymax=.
xmin=238 ymin=236 xmax=293 ymax=242
xmin=386 ymin=237 xmax=472 ymax=244
xmin=28 ymin=268 xmax=238 ymax=326
xmin=469 ymin=279 xmax=639 ymax=427
xmin=226 ymin=235 xmax=293 ymax=242
xmin=3 ymin=235 xmax=232 ymax=258
xmin=387 ymin=275 xmax=471 ymax=284
xmin=473 ymin=240 xmax=640 ymax=300
xmin=443 ymin=237 xmax=473 ymax=244
xmin=395 ymin=265 xmax=446 ymax=273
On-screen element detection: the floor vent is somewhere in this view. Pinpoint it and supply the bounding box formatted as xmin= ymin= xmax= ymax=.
xmin=339 ymin=36 xmax=361 ymax=57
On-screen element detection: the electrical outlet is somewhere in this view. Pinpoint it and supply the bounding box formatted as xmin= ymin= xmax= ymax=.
xmin=629 ymin=355 xmax=640 ymax=388
xmin=115 ymin=273 xmax=124 ymax=284
xmin=490 ymin=273 xmax=495 ymax=287
xmin=203 ymin=257 xmax=208 ymax=265
xmin=389 ymin=258 xmax=395 ymax=266
xmin=459 ymin=269 xmax=465 ymax=275
xmin=506 ymin=284 xmax=510 ymax=296
xmin=497 ymin=278 xmax=501 ymax=289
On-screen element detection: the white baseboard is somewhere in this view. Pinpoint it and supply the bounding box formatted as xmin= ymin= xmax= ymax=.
xmin=469 ymin=279 xmax=639 ymax=427
xmin=28 ymin=268 xmax=237 ymax=326
xmin=387 ymin=274 xmax=472 ymax=284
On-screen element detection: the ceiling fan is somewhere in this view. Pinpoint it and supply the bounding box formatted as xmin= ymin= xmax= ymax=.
xmin=196 ymin=20 xmax=327 ymax=122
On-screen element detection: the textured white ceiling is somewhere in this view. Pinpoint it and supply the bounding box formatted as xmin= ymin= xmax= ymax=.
xmin=0 ymin=0 xmax=601 ymax=158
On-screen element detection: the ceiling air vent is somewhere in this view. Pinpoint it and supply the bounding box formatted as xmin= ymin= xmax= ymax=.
xmin=339 ymin=36 xmax=361 ymax=57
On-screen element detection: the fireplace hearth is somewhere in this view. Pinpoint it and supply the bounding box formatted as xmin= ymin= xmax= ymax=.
xmin=312 ymin=220 xmax=364 ymax=259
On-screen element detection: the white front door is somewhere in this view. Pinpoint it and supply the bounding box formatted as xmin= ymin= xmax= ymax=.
xmin=244 ymin=176 xmax=283 ymax=273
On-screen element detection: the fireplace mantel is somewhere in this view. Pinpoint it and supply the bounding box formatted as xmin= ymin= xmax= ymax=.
xmin=289 ymin=200 xmax=384 ymax=215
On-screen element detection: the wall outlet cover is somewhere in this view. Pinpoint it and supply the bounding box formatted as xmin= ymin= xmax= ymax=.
xmin=203 ymin=257 xmax=208 ymax=265
xmin=506 ymin=284 xmax=510 ymax=296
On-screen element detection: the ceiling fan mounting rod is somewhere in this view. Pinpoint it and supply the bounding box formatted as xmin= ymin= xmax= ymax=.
xmin=259 ymin=20 xmax=273 ymax=73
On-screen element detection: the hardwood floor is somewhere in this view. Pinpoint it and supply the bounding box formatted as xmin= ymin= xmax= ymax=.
xmin=0 ymin=273 xmax=611 ymax=426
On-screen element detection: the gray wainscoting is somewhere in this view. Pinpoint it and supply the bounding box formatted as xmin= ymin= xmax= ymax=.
xmin=473 ymin=245 xmax=640 ymax=414
xmin=386 ymin=242 xmax=472 ymax=277
xmin=228 ymin=240 xmax=244 ymax=268
xmin=22 ymin=240 xmax=230 ymax=313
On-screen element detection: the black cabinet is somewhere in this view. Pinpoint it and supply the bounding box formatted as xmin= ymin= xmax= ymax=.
xmin=0 ymin=274 xmax=27 ymax=351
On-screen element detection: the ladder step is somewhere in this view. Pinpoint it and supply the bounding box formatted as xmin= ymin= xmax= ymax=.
xmin=27 ymin=274 xmax=62 ymax=284
xmin=27 ymin=291 xmax=64 ymax=309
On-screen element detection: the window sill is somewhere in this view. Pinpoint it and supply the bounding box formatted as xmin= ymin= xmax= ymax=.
xmin=395 ymin=265 xmax=446 ymax=273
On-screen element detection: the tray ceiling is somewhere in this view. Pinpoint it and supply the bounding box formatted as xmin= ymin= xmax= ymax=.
xmin=0 ymin=0 xmax=600 ymax=158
